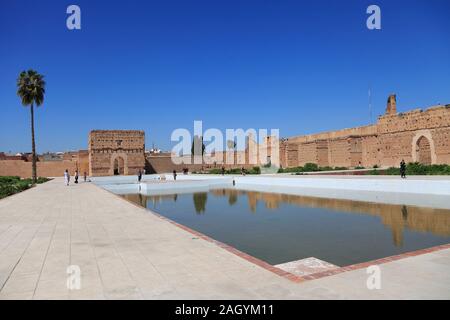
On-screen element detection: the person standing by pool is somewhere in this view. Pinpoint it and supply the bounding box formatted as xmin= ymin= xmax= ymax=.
xmin=400 ymin=159 xmax=406 ymax=179
xmin=83 ymin=171 xmax=87 ymax=182
xmin=74 ymin=170 xmax=79 ymax=184
xmin=173 ymin=170 xmax=177 ymax=181
xmin=138 ymin=169 xmax=142 ymax=182
xmin=221 ymin=166 xmax=225 ymax=176
xmin=64 ymin=169 xmax=70 ymax=186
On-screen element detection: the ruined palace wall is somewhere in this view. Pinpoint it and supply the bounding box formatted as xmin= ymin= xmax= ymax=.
xmin=0 ymin=160 xmax=79 ymax=178
xmin=349 ymin=137 xmax=363 ymax=167
xmin=298 ymin=142 xmax=317 ymax=166
xmin=316 ymin=140 xmax=329 ymax=167
xmin=432 ymin=127 xmax=450 ymax=164
xmin=288 ymin=124 xmax=377 ymax=144
xmin=284 ymin=105 xmax=450 ymax=169
xmin=328 ymin=138 xmax=351 ymax=168
xmin=279 ymin=142 xmax=288 ymax=168
xmin=377 ymin=106 xmax=450 ymax=134
xmin=89 ymin=151 xmax=145 ymax=176
xmin=145 ymin=154 xmax=202 ymax=173
xmin=377 ymin=131 xmax=415 ymax=167
xmin=286 ymin=143 xmax=298 ymax=167
xmin=377 ymin=105 xmax=450 ymax=166
xmin=361 ymin=135 xmax=380 ymax=167
xmin=145 ymin=152 xmax=251 ymax=174
xmin=287 ymin=124 xmax=377 ymax=168
xmin=77 ymin=151 xmax=89 ymax=174
xmin=88 ymin=130 xmax=145 ymax=176
xmin=0 ymin=149 xmax=89 ymax=178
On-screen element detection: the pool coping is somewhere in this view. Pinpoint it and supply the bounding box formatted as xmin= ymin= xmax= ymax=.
xmin=98 ymin=184 xmax=450 ymax=284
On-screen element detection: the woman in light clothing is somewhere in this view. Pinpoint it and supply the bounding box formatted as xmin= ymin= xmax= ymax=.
xmin=64 ymin=169 xmax=70 ymax=186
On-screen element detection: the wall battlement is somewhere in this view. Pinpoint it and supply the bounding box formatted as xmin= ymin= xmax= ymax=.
xmin=281 ymin=97 xmax=450 ymax=168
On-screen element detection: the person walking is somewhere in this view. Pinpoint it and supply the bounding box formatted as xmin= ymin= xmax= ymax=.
xmin=400 ymin=159 xmax=406 ymax=179
xmin=64 ymin=169 xmax=70 ymax=186
xmin=74 ymin=170 xmax=79 ymax=184
xmin=83 ymin=171 xmax=87 ymax=182
xmin=173 ymin=170 xmax=177 ymax=181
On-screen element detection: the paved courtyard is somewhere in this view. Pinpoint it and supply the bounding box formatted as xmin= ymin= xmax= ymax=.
xmin=0 ymin=178 xmax=449 ymax=299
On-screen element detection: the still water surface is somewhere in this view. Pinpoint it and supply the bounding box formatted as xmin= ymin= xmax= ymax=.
xmin=122 ymin=189 xmax=450 ymax=266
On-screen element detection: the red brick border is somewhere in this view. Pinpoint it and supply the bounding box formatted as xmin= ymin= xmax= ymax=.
xmin=301 ymin=243 xmax=450 ymax=281
xmin=100 ymin=184 xmax=450 ymax=284
xmin=150 ymin=210 xmax=305 ymax=283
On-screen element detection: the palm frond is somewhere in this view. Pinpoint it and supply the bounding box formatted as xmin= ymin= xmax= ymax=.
xmin=16 ymin=70 xmax=46 ymax=107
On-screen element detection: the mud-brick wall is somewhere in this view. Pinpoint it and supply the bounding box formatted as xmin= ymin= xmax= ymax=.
xmin=377 ymin=106 xmax=450 ymax=135
xmin=432 ymin=127 xmax=450 ymax=164
xmin=378 ymin=131 xmax=415 ymax=167
xmin=0 ymin=160 xmax=82 ymax=178
xmin=316 ymin=140 xmax=329 ymax=167
xmin=361 ymin=135 xmax=380 ymax=168
xmin=328 ymin=138 xmax=351 ymax=168
xmin=88 ymin=130 xmax=146 ymax=176
xmin=349 ymin=137 xmax=363 ymax=167
xmin=286 ymin=143 xmax=299 ymax=167
xmin=298 ymin=142 xmax=317 ymax=166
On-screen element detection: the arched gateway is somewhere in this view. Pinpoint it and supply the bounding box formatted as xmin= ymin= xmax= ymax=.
xmin=416 ymin=136 xmax=432 ymax=165
xmin=112 ymin=155 xmax=126 ymax=175
xmin=411 ymin=130 xmax=436 ymax=165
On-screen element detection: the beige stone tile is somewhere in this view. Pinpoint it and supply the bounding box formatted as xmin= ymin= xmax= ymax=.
xmin=1 ymin=178 xmax=449 ymax=300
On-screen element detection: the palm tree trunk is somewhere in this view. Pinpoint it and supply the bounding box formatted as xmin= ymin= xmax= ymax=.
xmin=30 ymin=103 xmax=37 ymax=183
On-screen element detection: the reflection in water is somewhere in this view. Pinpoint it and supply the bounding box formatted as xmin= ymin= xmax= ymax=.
xmin=138 ymin=193 xmax=145 ymax=207
xmin=124 ymin=189 xmax=450 ymax=247
xmin=212 ymin=189 xmax=450 ymax=247
xmin=121 ymin=189 xmax=450 ymax=266
xmin=402 ymin=205 xmax=408 ymax=221
xmin=193 ymin=192 xmax=208 ymax=214
xmin=228 ymin=192 xmax=238 ymax=206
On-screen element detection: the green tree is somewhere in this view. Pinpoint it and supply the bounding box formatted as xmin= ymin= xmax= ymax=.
xmin=193 ymin=192 xmax=208 ymax=214
xmin=17 ymin=70 xmax=46 ymax=183
xmin=191 ymin=135 xmax=205 ymax=156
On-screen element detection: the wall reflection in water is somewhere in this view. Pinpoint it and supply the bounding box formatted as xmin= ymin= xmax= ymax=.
xmin=123 ymin=189 xmax=450 ymax=247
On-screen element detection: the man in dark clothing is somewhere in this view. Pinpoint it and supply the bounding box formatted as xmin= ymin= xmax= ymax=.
xmin=173 ymin=170 xmax=177 ymax=181
xmin=221 ymin=166 xmax=225 ymax=176
xmin=138 ymin=169 xmax=142 ymax=182
xmin=400 ymin=160 xmax=406 ymax=178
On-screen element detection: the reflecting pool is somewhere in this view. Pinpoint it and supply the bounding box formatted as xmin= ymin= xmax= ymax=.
xmin=122 ymin=189 xmax=450 ymax=266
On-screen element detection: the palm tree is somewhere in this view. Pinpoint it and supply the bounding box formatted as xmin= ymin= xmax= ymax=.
xmin=17 ymin=70 xmax=46 ymax=183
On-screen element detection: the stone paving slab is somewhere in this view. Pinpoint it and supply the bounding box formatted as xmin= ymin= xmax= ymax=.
xmin=0 ymin=178 xmax=449 ymax=299
xmin=275 ymin=258 xmax=339 ymax=277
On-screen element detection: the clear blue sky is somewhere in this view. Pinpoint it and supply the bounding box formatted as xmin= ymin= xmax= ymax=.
xmin=1 ymin=0 xmax=449 ymax=153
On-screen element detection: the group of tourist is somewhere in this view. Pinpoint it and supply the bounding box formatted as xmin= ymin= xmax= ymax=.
xmin=138 ymin=169 xmax=183 ymax=182
xmin=67 ymin=162 xmax=409 ymax=186
xmin=64 ymin=169 xmax=87 ymax=186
